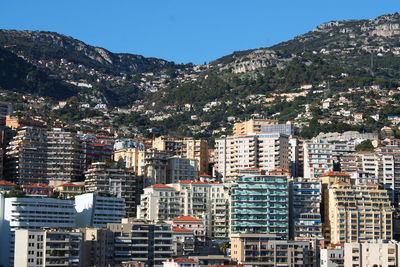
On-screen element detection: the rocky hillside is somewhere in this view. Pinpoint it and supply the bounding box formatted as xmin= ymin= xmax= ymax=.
xmin=140 ymin=13 xmax=400 ymax=137
xmin=0 ymin=46 xmax=78 ymax=99
xmin=0 ymin=30 xmax=178 ymax=74
xmin=212 ymin=13 xmax=400 ymax=73
xmin=0 ymin=30 xmax=188 ymax=104
xmin=2 ymin=13 xmax=400 ymax=138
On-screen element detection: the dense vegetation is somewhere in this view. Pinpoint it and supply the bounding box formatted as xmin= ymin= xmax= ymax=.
xmin=0 ymin=47 xmax=78 ymax=99
xmin=2 ymin=13 xmax=400 ymax=139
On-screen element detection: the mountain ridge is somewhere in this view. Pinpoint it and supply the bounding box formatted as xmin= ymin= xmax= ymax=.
xmin=1 ymin=13 xmax=400 ymax=138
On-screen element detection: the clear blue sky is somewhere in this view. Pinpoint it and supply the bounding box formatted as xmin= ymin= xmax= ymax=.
xmin=1 ymin=1 xmax=399 ymax=64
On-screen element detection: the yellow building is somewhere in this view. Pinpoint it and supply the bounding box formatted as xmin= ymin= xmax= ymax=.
xmin=114 ymin=147 xmax=147 ymax=176
xmin=54 ymin=183 xmax=84 ymax=199
xmin=114 ymin=148 xmax=170 ymax=185
xmin=233 ymin=119 xmax=278 ymax=136
xmin=153 ymin=136 xmax=209 ymax=174
xmin=320 ymin=172 xmax=393 ymax=244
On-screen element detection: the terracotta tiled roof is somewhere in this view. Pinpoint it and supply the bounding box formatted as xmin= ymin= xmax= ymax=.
xmin=244 ymin=167 xmax=259 ymax=170
xmin=23 ymin=183 xmax=53 ymax=188
xmin=147 ymin=184 xmax=174 ymax=189
xmin=173 ymin=258 xmax=198 ymax=263
xmin=320 ymin=171 xmax=350 ymax=177
xmin=172 ymin=227 xmax=193 ymax=232
xmin=360 ymin=183 xmax=378 ymax=186
xmin=172 ymin=216 xmax=203 ymax=223
xmin=88 ymin=143 xmax=110 ymax=147
xmin=0 ymin=180 xmax=16 ymax=186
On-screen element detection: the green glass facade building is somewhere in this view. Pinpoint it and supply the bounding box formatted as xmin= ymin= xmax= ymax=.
xmin=230 ymin=174 xmax=289 ymax=239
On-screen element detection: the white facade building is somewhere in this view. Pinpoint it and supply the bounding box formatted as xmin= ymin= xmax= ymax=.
xmin=344 ymin=240 xmax=400 ymax=267
xmin=14 ymin=229 xmax=83 ymax=267
xmin=137 ymin=181 xmax=229 ymax=239
xmin=304 ymin=138 xmax=334 ymax=178
xmin=215 ymin=133 xmax=290 ymax=180
xmin=75 ymin=193 xmax=125 ymax=228
xmin=320 ymin=246 xmax=344 ymax=267
xmin=167 ymin=157 xmax=199 ymax=183
xmin=0 ymin=195 xmax=76 ymax=267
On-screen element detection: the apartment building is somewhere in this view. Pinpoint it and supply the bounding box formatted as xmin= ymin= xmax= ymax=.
xmin=137 ymin=181 xmax=229 ymax=239
xmin=75 ymin=193 xmax=126 ymax=228
xmin=320 ymin=245 xmax=344 ymax=267
xmin=116 ymin=147 xmax=201 ymax=186
xmin=215 ymin=133 xmax=290 ymax=180
xmin=153 ymin=136 xmax=209 ymax=175
xmin=290 ymin=177 xmax=323 ymax=240
xmin=233 ymin=119 xmax=278 ymax=136
xmin=344 ymin=240 xmax=400 ymax=267
xmin=4 ymin=127 xmax=82 ymax=185
xmin=167 ymin=156 xmax=198 ymax=183
xmin=0 ymin=102 xmax=12 ymax=126
xmin=172 ymin=227 xmax=195 ymax=256
xmin=14 ymin=229 xmax=83 ymax=267
xmin=320 ymin=173 xmax=393 ymax=244
xmin=84 ymin=162 xmax=140 ymax=217
xmin=137 ymin=184 xmax=180 ymax=221
xmin=230 ymin=174 xmax=289 ymax=239
xmin=107 ymin=218 xmax=174 ymax=267
xmin=0 ymin=180 xmax=16 ymax=193
xmin=168 ymin=216 xmax=206 ymax=244
xmin=0 ymin=147 xmax=3 ymax=179
xmin=80 ymin=227 xmax=115 ymax=267
xmin=0 ymin=195 xmax=76 ymax=267
xmin=114 ymin=147 xmax=172 ymax=186
xmin=230 ymin=233 xmax=315 ymax=266
xmin=80 ymin=141 xmax=113 ymax=170
xmin=163 ymin=258 xmax=199 ymax=267
xmin=54 ymin=183 xmax=85 ymax=199
xmin=172 ymin=180 xmax=229 ymax=238
xmin=22 ymin=183 xmax=53 ymax=196
xmin=340 ymin=152 xmax=398 ymax=205
xmin=288 ymin=137 xmax=300 ymax=178
xmin=260 ymin=123 xmax=295 ymax=135
xmin=304 ymin=138 xmax=334 ymax=178
xmin=5 ymin=115 xmax=45 ymax=129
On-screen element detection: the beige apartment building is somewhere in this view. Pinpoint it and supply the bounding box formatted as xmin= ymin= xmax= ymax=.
xmin=84 ymin=162 xmax=139 ymax=217
xmin=137 ymin=181 xmax=229 ymax=239
xmin=5 ymin=127 xmax=82 ymax=185
xmin=153 ymin=136 xmax=209 ymax=174
xmin=114 ymin=148 xmax=198 ymax=186
xmin=321 ymin=173 xmax=393 ymax=244
xmin=114 ymin=147 xmax=166 ymax=176
xmin=80 ymin=228 xmax=115 ymax=267
xmin=233 ymin=119 xmax=278 ymax=136
xmin=215 ymin=133 xmax=290 ymax=180
xmin=107 ymin=218 xmax=174 ymax=267
xmin=303 ymin=138 xmax=334 ymax=179
xmin=344 ymin=240 xmax=399 ymax=267
xmin=14 ymin=229 xmax=83 ymax=267
xmin=230 ymin=233 xmax=315 ymax=266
